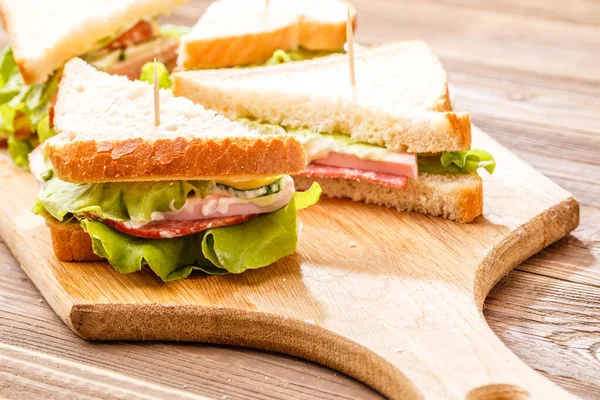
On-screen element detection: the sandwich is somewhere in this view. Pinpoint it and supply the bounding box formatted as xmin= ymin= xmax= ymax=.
xmin=177 ymin=0 xmax=356 ymax=70
xmin=172 ymin=41 xmax=496 ymax=223
xmin=30 ymin=59 xmax=321 ymax=281
xmin=0 ymin=0 xmax=191 ymax=169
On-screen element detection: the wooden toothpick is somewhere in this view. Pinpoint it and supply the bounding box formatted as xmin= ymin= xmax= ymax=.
xmin=346 ymin=5 xmax=356 ymax=87
xmin=153 ymin=58 xmax=160 ymax=127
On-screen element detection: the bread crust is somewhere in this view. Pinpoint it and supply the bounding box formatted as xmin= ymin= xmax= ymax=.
xmin=172 ymin=41 xmax=472 ymax=154
xmin=299 ymin=8 xmax=356 ymax=51
xmin=179 ymin=1 xmax=357 ymax=70
xmin=46 ymin=218 xmax=102 ymax=262
xmin=0 ymin=2 xmax=35 ymax=84
xmin=46 ymin=135 xmax=307 ymax=183
xmin=173 ymin=72 xmax=472 ymax=154
xmin=180 ymin=25 xmax=298 ymax=70
xmin=294 ymin=172 xmax=483 ymax=223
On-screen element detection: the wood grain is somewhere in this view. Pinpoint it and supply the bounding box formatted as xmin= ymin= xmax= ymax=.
xmin=0 ymin=239 xmax=382 ymax=400
xmin=0 ymin=123 xmax=581 ymax=400
xmin=0 ymin=0 xmax=599 ymax=399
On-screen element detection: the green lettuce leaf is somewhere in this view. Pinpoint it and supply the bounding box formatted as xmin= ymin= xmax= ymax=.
xmin=77 ymin=183 xmax=322 ymax=281
xmin=39 ymin=176 xmax=215 ymax=224
xmin=160 ymin=24 xmax=191 ymax=40
xmin=36 ymin=114 xmax=56 ymax=143
xmin=0 ymin=46 xmax=60 ymax=168
xmin=260 ymin=48 xmax=344 ymax=67
xmin=37 ymin=167 xmax=290 ymax=225
xmin=292 ymin=181 xmax=322 ymax=209
xmin=139 ymin=61 xmax=172 ymax=89
xmin=202 ymin=182 xmax=322 ymax=273
xmin=81 ymin=218 xmax=214 ymax=281
xmin=7 ymin=136 xmax=35 ymax=169
xmin=418 ymin=149 xmax=496 ymax=175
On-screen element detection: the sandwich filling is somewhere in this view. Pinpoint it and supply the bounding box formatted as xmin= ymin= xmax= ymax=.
xmin=252 ymin=48 xmax=344 ymax=67
xmin=30 ymin=148 xmax=322 ymax=281
xmin=0 ymin=22 xmax=189 ymax=170
xmin=239 ymin=119 xmax=496 ymax=186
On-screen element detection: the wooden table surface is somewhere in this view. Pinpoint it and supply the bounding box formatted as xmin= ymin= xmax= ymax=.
xmin=1 ymin=1 xmax=599 ymax=399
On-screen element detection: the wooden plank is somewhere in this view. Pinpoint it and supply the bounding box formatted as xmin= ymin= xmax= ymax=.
xmin=0 ymin=343 xmax=211 ymax=400
xmin=485 ymin=270 xmax=600 ymax=399
xmin=350 ymin=0 xmax=600 ymax=82
xmin=432 ymin=0 xmax=600 ymax=26
xmin=516 ymin=206 xmax=600 ymax=286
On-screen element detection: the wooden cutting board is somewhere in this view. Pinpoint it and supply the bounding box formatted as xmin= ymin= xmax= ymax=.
xmin=0 ymin=126 xmax=580 ymax=400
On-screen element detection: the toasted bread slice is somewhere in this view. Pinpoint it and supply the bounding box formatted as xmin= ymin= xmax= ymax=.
xmin=295 ymin=173 xmax=483 ymax=223
xmin=178 ymin=0 xmax=356 ymax=70
xmin=45 ymin=217 xmax=102 ymax=262
xmin=173 ymin=41 xmax=471 ymax=154
xmin=46 ymin=58 xmax=306 ymax=183
xmin=0 ymin=0 xmax=189 ymax=84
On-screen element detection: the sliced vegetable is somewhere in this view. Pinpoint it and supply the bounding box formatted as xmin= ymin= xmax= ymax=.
xmin=140 ymin=61 xmax=172 ymax=89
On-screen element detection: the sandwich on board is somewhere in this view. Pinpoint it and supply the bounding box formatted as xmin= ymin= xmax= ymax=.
xmin=172 ymin=41 xmax=496 ymax=223
xmin=31 ymin=59 xmax=320 ymax=282
xmin=178 ymin=0 xmax=356 ymax=70
xmin=0 ymin=0 xmax=191 ymax=168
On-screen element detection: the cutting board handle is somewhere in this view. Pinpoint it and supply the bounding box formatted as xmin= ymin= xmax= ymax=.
xmin=68 ymin=301 xmax=577 ymax=400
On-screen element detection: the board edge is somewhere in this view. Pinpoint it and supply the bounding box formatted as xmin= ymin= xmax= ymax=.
xmin=68 ymin=303 xmax=422 ymax=400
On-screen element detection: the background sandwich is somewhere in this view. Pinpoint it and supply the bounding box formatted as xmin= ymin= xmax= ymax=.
xmin=172 ymin=41 xmax=496 ymax=223
xmin=178 ymin=0 xmax=356 ymax=70
xmin=0 ymin=0 xmax=191 ymax=168
xmin=31 ymin=59 xmax=320 ymax=281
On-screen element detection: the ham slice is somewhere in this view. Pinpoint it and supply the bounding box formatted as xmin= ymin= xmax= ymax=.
xmin=295 ymin=164 xmax=408 ymax=189
xmin=87 ymin=213 xmax=258 ymax=239
xmin=312 ymin=152 xmax=418 ymax=180
xmin=81 ymin=176 xmax=295 ymax=239
xmin=107 ymin=38 xmax=179 ymax=80
xmin=153 ymin=176 xmax=295 ymax=222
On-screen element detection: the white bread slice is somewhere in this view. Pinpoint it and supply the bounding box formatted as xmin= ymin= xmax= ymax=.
xmin=0 ymin=0 xmax=189 ymax=84
xmin=173 ymin=41 xmax=471 ymax=154
xmin=46 ymin=58 xmax=306 ymax=183
xmin=178 ymin=0 xmax=356 ymax=70
xmin=294 ymin=173 xmax=483 ymax=223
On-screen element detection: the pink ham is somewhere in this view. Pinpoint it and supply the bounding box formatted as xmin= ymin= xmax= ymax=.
xmin=107 ymin=38 xmax=179 ymax=80
xmin=295 ymin=164 xmax=408 ymax=189
xmin=312 ymin=152 xmax=418 ymax=180
xmin=83 ymin=176 xmax=296 ymax=239
xmin=154 ymin=176 xmax=295 ymax=222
